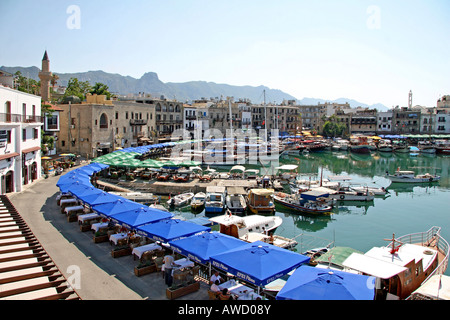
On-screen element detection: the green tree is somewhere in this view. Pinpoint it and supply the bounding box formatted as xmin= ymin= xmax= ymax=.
xmin=14 ymin=71 xmax=41 ymax=95
xmin=90 ymin=82 xmax=111 ymax=100
xmin=322 ymin=115 xmax=348 ymax=137
xmin=63 ymin=77 xmax=91 ymax=101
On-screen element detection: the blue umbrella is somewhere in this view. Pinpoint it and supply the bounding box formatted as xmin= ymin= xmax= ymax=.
xmin=276 ymin=265 xmax=375 ymax=300
xmin=56 ymin=173 xmax=91 ymax=187
xmin=110 ymin=207 xmax=173 ymax=230
xmin=74 ymin=166 xmax=98 ymax=176
xmin=169 ymin=231 xmax=247 ymax=264
xmin=92 ymin=198 xmax=145 ymax=218
xmin=57 ymin=180 xmax=92 ymax=194
xmin=86 ymin=163 xmax=109 ymax=172
xmin=78 ymin=191 xmax=121 ymax=207
xmin=210 ymin=241 xmax=310 ymax=287
xmin=69 ymin=184 xmax=103 ymax=198
xmin=136 ymin=219 xmax=210 ymax=243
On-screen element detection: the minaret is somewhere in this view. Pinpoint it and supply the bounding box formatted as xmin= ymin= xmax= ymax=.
xmin=38 ymin=50 xmax=52 ymax=102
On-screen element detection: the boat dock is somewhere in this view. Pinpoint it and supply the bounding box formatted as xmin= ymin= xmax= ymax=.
xmin=97 ymin=178 xmax=259 ymax=196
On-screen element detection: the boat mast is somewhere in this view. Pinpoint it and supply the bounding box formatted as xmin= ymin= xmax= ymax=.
xmin=264 ymin=90 xmax=267 ymax=142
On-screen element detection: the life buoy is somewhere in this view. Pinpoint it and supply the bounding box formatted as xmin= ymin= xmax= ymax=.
xmin=340 ymin=195 xmax=345 ymax=200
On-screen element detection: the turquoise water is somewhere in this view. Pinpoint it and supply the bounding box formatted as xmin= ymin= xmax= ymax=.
xmin=171 ymin=151 xmax=450 ymax=276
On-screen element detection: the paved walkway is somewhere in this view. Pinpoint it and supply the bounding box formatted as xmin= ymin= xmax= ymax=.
xmin=8 ymin=168 xmax=209 ymax=300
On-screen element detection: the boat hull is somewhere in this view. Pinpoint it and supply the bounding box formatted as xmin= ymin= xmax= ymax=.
xmin=273 ymin=196 xmax=332 ymax=214
xmin=330 ymin=193 xmax=374 ymax=201
xmin=387 ymin=176 xmax=440 ymax=183
xmin=349 ymin=145 xmax=371 ymax=154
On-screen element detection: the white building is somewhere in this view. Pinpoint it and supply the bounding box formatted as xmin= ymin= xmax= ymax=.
xmin=0 ymin=86 xmax=42 ymax=194
xmin=377 ymin=111 xmax=393 ymax=133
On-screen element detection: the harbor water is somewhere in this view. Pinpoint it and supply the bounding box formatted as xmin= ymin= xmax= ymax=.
xmin=170 ymin=151 xmax=450 ymax=276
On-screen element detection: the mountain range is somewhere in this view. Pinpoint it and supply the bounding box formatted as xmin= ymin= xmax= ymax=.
xmin=0 ymin=65 xmax=389 ymax=110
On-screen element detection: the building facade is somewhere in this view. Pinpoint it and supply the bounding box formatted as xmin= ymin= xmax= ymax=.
xmin=56 ymin=96 xmax=156 ymax=158
xmin=0 ymin=86 xmax=42 ymax=194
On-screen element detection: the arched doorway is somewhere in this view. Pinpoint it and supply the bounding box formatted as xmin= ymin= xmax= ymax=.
xmin=4 ymin=171 xmax=14 ymax=193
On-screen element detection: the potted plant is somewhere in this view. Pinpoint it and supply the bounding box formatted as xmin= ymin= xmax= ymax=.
xmin=111 ymin=245 xmax=132 ymax=258
xmin=93 ymin=231 xmax=109 ymax=243
xmin=134 ymin=260 xmax=157 ymax=277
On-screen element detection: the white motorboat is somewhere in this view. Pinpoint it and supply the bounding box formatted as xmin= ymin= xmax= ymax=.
xmin=167 ymin=192 xmax=194 ymax=207
xmin=273 ymin=191 xmax=333 ymax=215
xmin=351 ymin=185 xmax=388 ymax=196
xmin=204 ymin=186 xmax=226 ymax=214
xmin=209 ymin=214 xmax=283 ymax=239
xmin=378 ymin=139 xmax=393 ymax=152
xmin=386 ymin=170 xmax=440 ymax=183
xmin=225 ymin=186 xmax=247 ymax=215
xmin=418 ymin=141 xmax=436 ymax=154
xmin=190 ymin=192 xmax=206 ymax=210
xmin=328 ymin=186 xmax=375 ymax=201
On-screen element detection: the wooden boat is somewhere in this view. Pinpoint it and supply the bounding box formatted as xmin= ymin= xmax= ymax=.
xmin=204 ymin=186 xmax=226 ymax=214
xmin=349 ymin=136 xmax=371 ymax=154
xmin=434 ymin=139 xmax=450 ymax=155
xmin=418 ymin=141 xmax=436 ymax=154
xmin=378 ymin=139 xmax=393 ymax=152
xmin=273 ymin=191 xmax=333 ymax=215
xmin=342 ymin=226 xmax=449 ymax=300
xmin=190 ymin=192 xmax=206 ymax=210
xmin=386 ymin=169 xmax=440 ymax=183
xmin=167 ymin=192 xmax=194 ymax=207
xmin=247 ymin=188 xmax=275 ymax=215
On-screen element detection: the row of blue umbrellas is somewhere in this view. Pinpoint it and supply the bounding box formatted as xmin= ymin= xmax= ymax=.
xmin=57 ymin=162 xmax=376 ymax=300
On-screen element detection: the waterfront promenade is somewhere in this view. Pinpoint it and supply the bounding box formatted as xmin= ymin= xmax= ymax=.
xmin=7 ymin=166 xmax=209 ymax=300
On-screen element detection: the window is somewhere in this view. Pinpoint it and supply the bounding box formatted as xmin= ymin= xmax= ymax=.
xmin=99 ymin=113 xmax=108 ymax=129
xmin=33 ymin=128 xmax=38 ymax=139
xmin=126 ymin=111 xmax=129 ymax=119
xmin=22 ymin=129 xmax=26 ymax=142
xmin=115 ymin=112 xmax=119 ymax=120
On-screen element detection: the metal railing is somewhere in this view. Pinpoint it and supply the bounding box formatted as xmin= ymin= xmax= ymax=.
xmin=387 ymin=226 xmax=449 ymax=280
xmin=0 ymin=113 xmax=43 ymax=123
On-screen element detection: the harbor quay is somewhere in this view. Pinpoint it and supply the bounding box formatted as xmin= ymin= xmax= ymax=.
xmin=7 ymin=167 xmax=210 ymax=300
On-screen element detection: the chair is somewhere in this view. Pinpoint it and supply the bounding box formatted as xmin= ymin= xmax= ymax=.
xmin=208 ymin=290 xmax=219 ymax=300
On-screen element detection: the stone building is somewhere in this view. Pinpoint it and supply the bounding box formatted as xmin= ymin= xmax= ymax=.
xmin=38 ymin=51 xmax=52 ymax=102
xmin=57 ymin=95 xmax=155 ymax=158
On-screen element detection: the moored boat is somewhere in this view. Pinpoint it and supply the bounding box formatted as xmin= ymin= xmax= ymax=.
xmin=342 ymin=226 xmax=449 ymax=300
xmin=204 ymin=186 xmax=226 ymax=214
xmin=247 ymin=188 xmax=275 ymax=215
xmin=349 ymin=136 xmax=371 ymax=154
xmin=386 ymin=169 xmax=440 ymax=183
xmin=273 ymin=191 xmax=333 ymax=215
xmin=167 ymin=192 xmax=194 ymax=207
xmin=190 ymin=192 xmax=206 ymax=210
xmin=225 ymin=186 xmax=247 ymax=215
xmin=434 ymin=139 xmax=450 ymax=155
xmin=329 ymin=186 xmax=375 ymax=201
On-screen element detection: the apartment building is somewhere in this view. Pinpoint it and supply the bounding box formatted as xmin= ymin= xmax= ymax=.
xmin=0 ymin=86 xmax=42 ymax=194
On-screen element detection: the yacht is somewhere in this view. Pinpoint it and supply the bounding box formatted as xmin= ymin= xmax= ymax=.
xmin=225 ymin=186 xmax=247 ymax=215
xmin=386 ymin=169 xmax=440 ymax=183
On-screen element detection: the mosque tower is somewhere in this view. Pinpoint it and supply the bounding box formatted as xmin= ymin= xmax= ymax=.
xmin=38 ymin=50 xmax=52 ymax=102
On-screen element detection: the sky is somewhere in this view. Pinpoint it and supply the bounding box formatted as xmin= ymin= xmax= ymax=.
xmin=1 ymin=0 xmax=449 ymax=108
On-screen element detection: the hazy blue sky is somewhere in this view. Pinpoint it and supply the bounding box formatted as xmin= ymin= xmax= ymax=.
xmin=1 ymin=0 xmax=449 ymax=107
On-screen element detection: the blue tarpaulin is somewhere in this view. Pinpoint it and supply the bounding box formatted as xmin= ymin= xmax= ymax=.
xmin=210 ymin=241 xmax=310 ymax=286
xmin=136 ymin=219 xmax=210 ymax=243
xmin=169 ymin=232 xmax=247 ymax=264
xmin=77 ymin=191 xmax=121 ymax=207
xmin=276 ymin=265 xmax=375 ymax=300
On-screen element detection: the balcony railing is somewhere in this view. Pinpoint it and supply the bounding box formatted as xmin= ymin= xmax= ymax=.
xmin=130 ymin=119 xmax=147 ymax=125
xmin=0 ymin=113 xmax=43 ymax=123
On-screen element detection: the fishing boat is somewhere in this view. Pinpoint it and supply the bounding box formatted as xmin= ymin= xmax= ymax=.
xmin=204 ymin=186 xmax=226 ymax=214
xmin=349 ymin=136 xmax=371 ymax=154
xmin=378 ymin=139 xmax=393 ymax=152
xmin=342 ymin=226 xmax=449 ymax=300
xmin=418 ymin=141 xmax=436 ymax=154
xmin=247 ymin=188 xmax=275 ymax=215
xmin=434 ymin=139 xmax=450 ymax=155
xmin=386 ymin=169 xmax=440 ymax=183
xmin=190 ymin=192 xmax=206 ymax=210
xmin=350 ymin=185 xmax=388 ymax=196
xmin=225 ymin=187 xmax=247 ymax=215
xmin=328 ymin=186 xmax=375 ymax=201
xmin=393 ymin=141 xmax=410 ymax=153
xmin=275 ymin=164 xmax=298 ymax=184
xmin=167 ymin=192 xmax=194 ymax=207
xmin=273 ymin=191 xmax=333 ymax=215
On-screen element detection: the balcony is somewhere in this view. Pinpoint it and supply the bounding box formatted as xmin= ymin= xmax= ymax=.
xmin=0 ymin=113 xmax=43 ymax=123
xmin=130 ymin=119 xmax=147 ymax=125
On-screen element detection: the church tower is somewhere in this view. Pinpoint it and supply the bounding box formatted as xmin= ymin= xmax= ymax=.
xmin=38 ymin=50 xmax=52 ymax=102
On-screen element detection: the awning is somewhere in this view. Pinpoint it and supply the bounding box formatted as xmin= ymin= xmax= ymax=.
xmin=22 ymin=146 xmax=41 ymax=154
xmin=0 ymin=152 xmax=19 ymax=161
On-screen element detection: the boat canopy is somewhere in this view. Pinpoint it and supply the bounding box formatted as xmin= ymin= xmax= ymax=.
xmin=230 ymin=165 xmax=246 ymax=172
xmin=275 ymin=165 xmax=298 ymax=171
xmin=206 ymin=186 xmax=226 ymax=194
xmin=249 ymin=188 xmax=274 ymax=196
xmin=300 ymin=189 xmax=330 ymax=201
xmin=343 ymin=252 xmax=407 ymax=279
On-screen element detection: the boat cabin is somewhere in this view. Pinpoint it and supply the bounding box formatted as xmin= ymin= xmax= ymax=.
xmin=342 ymin=243 xmax=439 ymax=300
